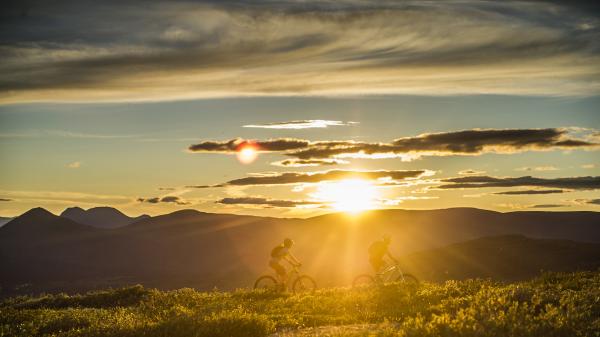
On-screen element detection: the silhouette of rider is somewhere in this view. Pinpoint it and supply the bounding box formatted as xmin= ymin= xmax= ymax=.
xmin=269 ymin=238 xmax=301 ymax=284
xmin=368 ymin=234 xmax=398 ymax=274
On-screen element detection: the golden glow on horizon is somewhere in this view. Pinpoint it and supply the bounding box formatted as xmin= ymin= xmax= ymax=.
xmin=314 ymin=179 xmax=378 ymax=214
xmin=236 ymin=143 xmax=258 ymax=164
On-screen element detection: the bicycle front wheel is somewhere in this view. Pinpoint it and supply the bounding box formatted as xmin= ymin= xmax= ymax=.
xmin=352 ymin=274 xmax=376 ymax=287
xmin=397 ymin=273 xmax=419 ymax=285
xmin=292 ymin=275 xmax=317 ymax=293
xmin=254 ymin=275 xmax=279 ymax=290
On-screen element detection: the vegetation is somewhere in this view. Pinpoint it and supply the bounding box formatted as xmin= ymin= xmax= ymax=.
xmin=1 ymin=271 xmax=599 ymax=337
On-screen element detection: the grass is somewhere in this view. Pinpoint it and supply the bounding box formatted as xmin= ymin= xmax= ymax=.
xmin=1 ymin=271 xmax=599 ymax=337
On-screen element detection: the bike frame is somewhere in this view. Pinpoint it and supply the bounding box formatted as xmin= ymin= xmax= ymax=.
xmin=376 ymin=263 xmax=407 ymax=282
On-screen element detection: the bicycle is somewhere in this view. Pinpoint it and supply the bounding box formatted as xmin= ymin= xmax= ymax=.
xmin=353 ymin=262 xmax=419 ymax=287
xmin=254 ymin=264 xmax=317 ymax=293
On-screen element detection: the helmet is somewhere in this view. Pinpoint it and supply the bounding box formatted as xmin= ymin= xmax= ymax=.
xmin=283 ymin=238 xmax=294 ymax=247
xmin=382 ymin=234 xmax=391 ymax=244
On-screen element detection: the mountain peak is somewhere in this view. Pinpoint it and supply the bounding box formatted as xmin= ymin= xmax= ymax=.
xmin=60 ymin=206 xmax=147 ymax=229
xmin=21 ymin=207 xmax=55 ymax=219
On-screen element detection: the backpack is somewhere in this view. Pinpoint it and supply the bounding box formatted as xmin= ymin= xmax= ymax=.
xmin=271 ymin=245 xmax=285 ymax=258
xmin=368 ymin=241 xmax=386 ymax=258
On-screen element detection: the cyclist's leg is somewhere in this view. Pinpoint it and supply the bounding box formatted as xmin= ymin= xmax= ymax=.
xmin=369 ymin=256 xmax=384 ymax=280
xmin=270 ymin=260 xmax=287 ymax=285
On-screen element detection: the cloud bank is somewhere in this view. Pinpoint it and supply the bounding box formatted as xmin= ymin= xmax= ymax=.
xmin=189 ymin=128 xmax=599 ymax=161
xmin=1 ymin=0 xmax=599 ymax=102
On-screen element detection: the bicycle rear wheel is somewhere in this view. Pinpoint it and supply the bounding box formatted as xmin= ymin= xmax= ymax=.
xmin=292 ymin=275 xmax=317 ymax=293
xmin=352 ymin=274 xmax=376 ymax=287
xmin=254 ymin=275 xmax=279 ymax=290
xmin=397 ymin=273 xmax=419 ymax=285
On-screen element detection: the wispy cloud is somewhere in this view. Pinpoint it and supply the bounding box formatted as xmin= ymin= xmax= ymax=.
xmin=571 ymin=198 xmax=600 ymax=206
xmin=515 ymin=166 xmax=559 ymax=172
xmin=190 ymin=169 xmax=431 ymax=188
xmin=66 ymin=161 xmax=81 ymax=169
xmin=0 ymin=129 xmax=136 ymax=139
xmin=217 ymin=197 xmax=326 ymax=208
xmin=459 ymin=169 xmax=487 ymax=175
xmin=243 ymin=120 xmax=357 ymax=129
xmin=271 ymin=159 xmax=348 ymax=167
xmin=1 ymin=1 xmax=599 ymax=102
xmin=438 ymin=175 xmax=600 ymax=190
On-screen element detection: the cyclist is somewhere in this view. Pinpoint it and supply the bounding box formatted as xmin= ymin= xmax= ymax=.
xmin=269 ymin=238 xmax=301 ymax=285
xmin=368 ymin=234 xmax=398 ymax=274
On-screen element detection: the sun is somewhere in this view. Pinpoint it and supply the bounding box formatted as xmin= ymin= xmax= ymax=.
xmin=236 ymin=143 xmax=258 ymax=164
xmin=314 ymin=179 xmax=378 ymax=213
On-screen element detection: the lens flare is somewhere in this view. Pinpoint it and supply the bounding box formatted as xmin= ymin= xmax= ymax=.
xmin=236 ymin=142 xmax=258 ymax=164
xmin=313 ymin=179 xmax=378 ymax=213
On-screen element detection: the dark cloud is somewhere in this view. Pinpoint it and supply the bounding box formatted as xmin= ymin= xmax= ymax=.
xmin=217 ymin=197 xmax=326 ymax=208
xmin=1 ymin=1 xmax=599 ymax=102
xmin=137 ymin=196 xmax=190 ymax=205
xmin=0 ymin=198 xmax=12 ymax=202
xmin=189 ymin=128 xmax=598 ymax=161
xmin=188 ymin=138 xmax=309 ymax=153
xmin=494 ymin=189 xmax=565 ymax=195
xmin=438 ymin=176 xmax=600 ymax=190
xmin=222 ymin=169 xmax=429 ymax=186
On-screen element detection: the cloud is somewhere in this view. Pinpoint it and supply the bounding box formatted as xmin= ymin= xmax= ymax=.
xmin=529 ymin=204 xmax=568 ymax=208
xmin=220 ymin=169 xmax=431 ymax=187
xmin=271 ymin=159 xmax=348 ymax=167
xmin=188 ymin=138 xmax=309 ymax=153
xmin=189 ymin=128 xmax=599 ymax=161
xmin=0 ymin=198 xmax=12 ymax=202
xmin=216 ymin=197 xmax=326 ymax=208
xmin=494 ymin=189 xmax=565 ymax=195
xmin=515 ymin=166 xmax=559 ymax=172
xmin=137 ymin=196 xmax=190 ymax=205
xmin=66 ymin=161 xmax=81 ymax=169
xmin=1 ymin=1 xmax=599 ymax=103
xmin=243 ymin=120 xmax=357 ymax=129
xmin=438 ymin=175 xmax=600 ymax=190
xmin=581 ymin=164 xmax=596 ymax=169
xmin=459 ymin=169 xmax=486 ymax=175
xmin=572 ymin=198 xmax=600 ymax=206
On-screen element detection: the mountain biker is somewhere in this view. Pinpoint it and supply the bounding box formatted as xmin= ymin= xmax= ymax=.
xmin=368 ymin=234 xmax=398 ymax=274
xmin=270 ymin=238 xmax=301 ymax=284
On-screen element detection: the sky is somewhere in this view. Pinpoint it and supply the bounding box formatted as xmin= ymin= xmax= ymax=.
xmin=0 ymin=0 xmax=599 ymax=217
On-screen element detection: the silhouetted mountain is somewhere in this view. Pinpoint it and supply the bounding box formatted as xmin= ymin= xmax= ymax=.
xmin=60 ymin=206 xmax=149 ymax=229
xmin=0 ymin=217 xmax=13 ymax=227
xmin=0 ymin=207 xmax=599 ymax=296
xmin=399 ymin=235 xmax=600 ymax=282
xmin=1 ymin=207 xmax=94 ymax=238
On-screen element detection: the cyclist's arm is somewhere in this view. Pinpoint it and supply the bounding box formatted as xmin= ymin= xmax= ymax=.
xmin=386 ymin=250 xmax=399 ymax=263
xmin=285 ymin=253 xmax=301 ymax=266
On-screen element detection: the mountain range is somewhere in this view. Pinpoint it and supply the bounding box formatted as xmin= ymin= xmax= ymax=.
xmin=60 ymin=206 xmax=149 ymax=228
xmin=0 ymin=207 xmax=599 ymax=296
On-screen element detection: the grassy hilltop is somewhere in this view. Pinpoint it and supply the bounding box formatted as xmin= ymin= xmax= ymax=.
xmin=1 ymin=271 xmax=599 ymax=337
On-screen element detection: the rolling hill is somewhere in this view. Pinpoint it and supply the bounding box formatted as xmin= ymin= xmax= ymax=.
xmin=1 ymin=207 xmax=599 ymax=296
